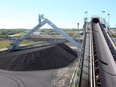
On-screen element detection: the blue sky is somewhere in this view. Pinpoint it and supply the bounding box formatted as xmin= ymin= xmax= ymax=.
xmin=0 ymin=0 xmax=116 ymax=29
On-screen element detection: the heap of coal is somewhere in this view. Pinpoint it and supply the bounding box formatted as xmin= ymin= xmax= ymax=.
xmin=0 ymin=43 xmax=77 ymax=71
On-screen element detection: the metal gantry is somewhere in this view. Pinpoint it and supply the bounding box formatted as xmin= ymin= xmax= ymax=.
xmin=8 ymin=14 xmax=81 ymax=51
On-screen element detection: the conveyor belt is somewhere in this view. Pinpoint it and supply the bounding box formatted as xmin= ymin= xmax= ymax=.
xmin=92 ymin=18 xmax=116 ymax=87
xmin=100 ymin=24 xmax=116 ymax=60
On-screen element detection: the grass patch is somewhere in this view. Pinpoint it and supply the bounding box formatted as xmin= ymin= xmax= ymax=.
xmin=0 ymin=39 xmax=10 ymax=48
xmin=114 ymin=42 xmax=116 ymax=46
xmin=19 ymin=40 xmax=32 ymax=45
xmin=0 ymin=39 xmax=32 ymax=49
xmin=0 ymin=39 xmax=48 ymax=49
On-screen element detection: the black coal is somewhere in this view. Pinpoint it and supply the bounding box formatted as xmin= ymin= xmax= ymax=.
xmin=0 ymin=43 xmax=77 ymax=71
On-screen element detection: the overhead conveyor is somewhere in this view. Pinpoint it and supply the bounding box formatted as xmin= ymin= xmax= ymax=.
xmin=100 ymin=23 xmax=116 ymax=60
xmin=79 ymin=17 xmax=116 ymax=87
xmin=8 ymin=14 xmax=81 ymax=51
xmin=91 ymin=17 xmax=116 ymax=87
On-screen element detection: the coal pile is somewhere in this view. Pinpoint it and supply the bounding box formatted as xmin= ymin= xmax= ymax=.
xmin=0 ymin=43 xmax=77 ymax=71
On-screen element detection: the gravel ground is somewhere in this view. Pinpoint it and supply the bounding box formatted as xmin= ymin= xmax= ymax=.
xmin=0 ymin=43 xmax=77 ymax=71
xmin=51 ymin=67 xmax=72 ymax=87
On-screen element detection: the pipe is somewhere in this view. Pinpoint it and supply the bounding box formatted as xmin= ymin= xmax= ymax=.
xmin=92 ymin=18 xmax=99 ymax=23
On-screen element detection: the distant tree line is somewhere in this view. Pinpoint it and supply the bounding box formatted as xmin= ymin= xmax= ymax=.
xmin=0 ymin=28 xmax=83 ymax=38
xmin=0 ymin=29 xmax=26 ymax=36
xmin=37 ymin=28 xmax=83 ymax=35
